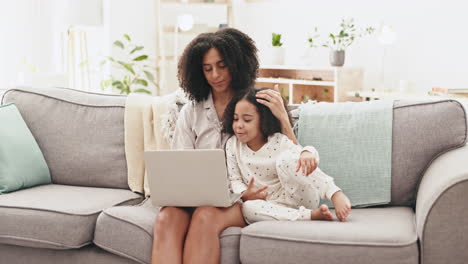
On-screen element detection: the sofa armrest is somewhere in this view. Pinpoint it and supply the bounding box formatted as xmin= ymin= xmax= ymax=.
xmin=416 ymin=144 xmax=468 ymax=264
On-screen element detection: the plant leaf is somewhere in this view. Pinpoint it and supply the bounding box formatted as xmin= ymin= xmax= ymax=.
xmin=133 ymin=55 xmax=148 ymax=61
xmin=134 ymin=79 xmax=148 ymax=86
xmin=133 ymin=88 xmax=151 ymax=94
xmin=144 ymin=70 xmax=155 ymax=81
xmin=113 ymin=41 xmax=124 ymax=49
xmin=123 ymin=34 xmax=131 ymax=41
xmin=112 ymin=80 xmax=124 ymax=89
xmin=117 ymin=61 xmax=135 ymax=75
xmin=79 ymin=59 xmax=88 ymax=67
xmin=130 ymin=46 xmax=144 ymax=54
xmin=100 ymin=79 xmax=112 ymax=90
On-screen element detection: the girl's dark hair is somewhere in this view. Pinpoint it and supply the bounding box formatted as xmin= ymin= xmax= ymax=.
xmin=178 ymin=28 xmax=259 ymax=102
xmin=222 ymin=88 xmax=292 ymax=140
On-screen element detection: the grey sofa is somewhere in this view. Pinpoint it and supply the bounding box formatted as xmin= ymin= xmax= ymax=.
xmin=1 ymin=87 xmax=467 ymax=264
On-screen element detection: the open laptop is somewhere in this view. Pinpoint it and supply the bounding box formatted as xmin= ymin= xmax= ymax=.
xmin=144 ymin=149 xmax=242 ymax=207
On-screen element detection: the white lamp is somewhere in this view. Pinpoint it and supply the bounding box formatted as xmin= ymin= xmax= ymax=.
xmin=173 ymin=14 xmax=194 ymax=64
xmin=177 ymin=14 xmax=194 ymax=32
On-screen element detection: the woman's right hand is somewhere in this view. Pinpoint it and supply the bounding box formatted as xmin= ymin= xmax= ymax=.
xmin=241 ymin=177 xmax=268 ymax=202
xmin=255 ymin=89 xmax=289 ymax=124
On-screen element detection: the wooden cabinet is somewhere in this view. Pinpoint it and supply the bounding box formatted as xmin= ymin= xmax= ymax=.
xmin=255 ymin=65 xmax=363 ymax=104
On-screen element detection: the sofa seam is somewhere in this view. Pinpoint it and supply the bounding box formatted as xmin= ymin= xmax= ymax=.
xmin=0 ymin=205 xmax=101 ymax=216
xmin=2 ymin=88 xmax=126 ymax=108
xmin=0 ymin=196 xmax=141 ymax=216
xmin=420 ymin=178 xmax=468 ymax=264
xmin=0 ymin=235 xmax=91 ymax=249
xmin=240 ymin=232 xmax=418 ymax=247
xmin=92 ymin=241 xmax=147 ymax=264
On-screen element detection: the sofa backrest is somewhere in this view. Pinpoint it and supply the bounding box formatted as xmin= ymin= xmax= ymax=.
xmin=3 ymin=87 xmax=466 ymax=205
xmin=2 ymin=87 xmax=129 ymax=189
xmin=391 ymin=100 xmax=467 ymax=206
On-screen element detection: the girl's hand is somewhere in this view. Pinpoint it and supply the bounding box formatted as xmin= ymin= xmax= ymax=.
xmin=256 ymin=89 xmax=289 ymax=124
xmin=296 ymin=150 xmax=318 ymax=176
xmin=241 ymin=177 xmax=268 ymax=202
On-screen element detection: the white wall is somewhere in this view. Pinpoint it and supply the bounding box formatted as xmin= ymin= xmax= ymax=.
xmin=234 ymin=0 xmax=468 ymax=92
xmin=2 ymin=0 xmax=466 ymax=93
xmin=0 ymin=0 xmax=103 ymax=89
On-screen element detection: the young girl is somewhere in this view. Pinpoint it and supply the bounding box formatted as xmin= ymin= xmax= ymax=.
xmin=223 ymin=88 xmax=351 ymax=223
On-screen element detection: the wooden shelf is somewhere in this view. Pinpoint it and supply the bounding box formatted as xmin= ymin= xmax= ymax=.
xmin=255 ymin=66 xmax=363 ymax=104
xmin=257 ymin=77 xmax=334 ymax=86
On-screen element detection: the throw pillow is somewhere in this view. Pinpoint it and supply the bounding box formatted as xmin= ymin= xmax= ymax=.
xmin=0 ymin=103 xmax=51 ymax=194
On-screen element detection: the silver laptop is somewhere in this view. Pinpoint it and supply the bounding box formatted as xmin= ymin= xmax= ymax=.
xmin=144 ymin=149 xmax=242 ymax=207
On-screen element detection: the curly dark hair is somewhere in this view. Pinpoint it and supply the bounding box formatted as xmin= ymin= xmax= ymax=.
xmin=178 ymin=28 xmax=259 ymax=102
xmin=222 ymin=88 xmax=292 ymax=140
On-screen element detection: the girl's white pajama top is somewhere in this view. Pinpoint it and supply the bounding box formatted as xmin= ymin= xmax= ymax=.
xmin=225 ymin=133 xmax=341 ymax=224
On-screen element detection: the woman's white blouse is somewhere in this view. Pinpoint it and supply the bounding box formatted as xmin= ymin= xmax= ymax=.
xmin=171 ymin=93 xmax=230 ymax=150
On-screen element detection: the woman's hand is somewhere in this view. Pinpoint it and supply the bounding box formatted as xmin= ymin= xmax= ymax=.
xmin=256 ymin=88 xmax=298 ymax=144
xmin=256 ymin=89 xmax=289 ymax=124
xmin=242 ymin=177 xmax=268 ymax=202
xmin=296 ymin=150 xmax=318 ymax=176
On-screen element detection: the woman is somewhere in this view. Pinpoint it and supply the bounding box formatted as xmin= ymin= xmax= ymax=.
xmin=151 ymin=28 xmax=299 ymax=264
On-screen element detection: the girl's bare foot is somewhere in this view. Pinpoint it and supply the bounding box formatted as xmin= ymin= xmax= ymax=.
xmin=331 ymin=191 xmax=351 ymax=222
xmin=310 ymin=204 xmax=333 ymax=221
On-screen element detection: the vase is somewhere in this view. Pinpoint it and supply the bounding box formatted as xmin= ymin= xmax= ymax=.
xmin=271 ymin=46 xmax=285 ymax=65
xmin=329 ymin=50 xmax=345 ymax=67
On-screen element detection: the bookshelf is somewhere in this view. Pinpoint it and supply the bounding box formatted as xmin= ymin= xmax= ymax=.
xmin=255 ymin=65 xmax=363 ymax=104
xmin=155 ymin=0 xmax=233 ymax=95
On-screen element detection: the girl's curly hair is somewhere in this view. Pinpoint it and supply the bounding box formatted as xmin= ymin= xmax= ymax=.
xmin=222 ymin=88 xmax=292 ymax=140
xmin=178 ymin=28 xmax=259 ymax=102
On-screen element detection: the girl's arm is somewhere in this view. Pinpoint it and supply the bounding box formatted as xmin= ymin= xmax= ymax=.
xmin=278 ymin=134 xmax=320 ymax=176
xmin=225 ymin=137 xmax=248 ymax=194
xmin=255 ymin=89 xmax=298 ymax=144
xmin=278 ymin=133 xmax=319 ymax=163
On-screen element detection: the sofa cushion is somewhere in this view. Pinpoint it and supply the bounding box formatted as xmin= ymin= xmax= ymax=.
xmin=392 ymin=100 xmax=467 ymax=206
xmin=1 ymin=87 xmax=129 ymax=189
xmin=94 ymin=198 xmax=242 ymax=264
xmin=0 ymin=103 xmax=51 ymax=193
xmin=240 ymin=207 xmax=418 ymax=264
xmin=0 ymin=184 xmax=142 ymax=249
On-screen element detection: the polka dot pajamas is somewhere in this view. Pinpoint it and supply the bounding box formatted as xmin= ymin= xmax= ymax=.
xmin=225 ymin=133 xmax=341 ymax=224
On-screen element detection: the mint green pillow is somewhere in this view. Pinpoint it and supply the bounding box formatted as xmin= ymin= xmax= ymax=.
xmin=0 ymin=103 xmax=51 ymax=194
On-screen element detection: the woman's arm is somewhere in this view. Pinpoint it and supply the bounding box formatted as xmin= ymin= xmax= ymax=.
xmin=255 ymin=89 xmax=298 ymax=144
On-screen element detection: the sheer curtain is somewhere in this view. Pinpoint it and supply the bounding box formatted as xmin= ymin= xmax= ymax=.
xmin=66 ymin=27 xmax=91 ymax=91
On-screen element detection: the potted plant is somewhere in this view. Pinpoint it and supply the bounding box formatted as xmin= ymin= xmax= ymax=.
xmin=301 ymin=26 xmax=321 ymax=66
xmin=100 ymin=34 xmax=158 ymax=94
xmin=322 ymin=18 xmax=374 ymax=67
xmin=271 ymin=32 xmax=284 ymax=65
xmin=307 ymin=27 xmax=321 ymax=48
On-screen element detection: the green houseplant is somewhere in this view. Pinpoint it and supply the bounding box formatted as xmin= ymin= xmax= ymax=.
xmin=307 ymin=27 xmax=320 ymax=48
xmin=272 ymin=33 xmax=283 ymax=47
xmin=322 ymin=18 xmax=374 ymax=66
xmin=100 ymin=34 xmax=157 ymax=94
xmin=271 ymin=32 xmax=285 ymax=65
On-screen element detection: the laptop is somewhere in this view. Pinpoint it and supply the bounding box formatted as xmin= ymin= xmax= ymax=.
xmin=144 ymin=149 xmax=242 ymax=207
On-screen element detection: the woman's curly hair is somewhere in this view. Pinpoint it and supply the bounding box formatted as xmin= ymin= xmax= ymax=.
xmin=178 ymin=28 xmax=259 ymax=102
xmin=222 ymin=88 xmax=292 ymax=140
